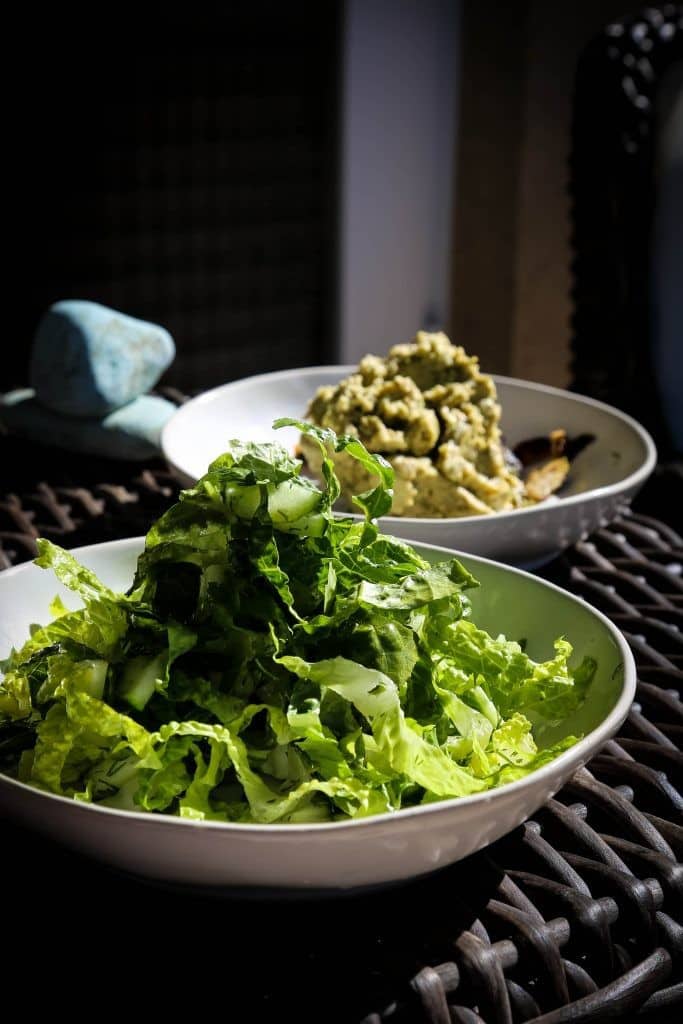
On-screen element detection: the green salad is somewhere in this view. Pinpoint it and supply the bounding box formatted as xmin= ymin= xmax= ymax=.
xmin=0 ymin=421 xmax=594 ymax=823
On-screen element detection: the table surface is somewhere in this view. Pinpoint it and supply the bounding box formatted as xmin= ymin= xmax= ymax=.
xmin=0 ymin=440 xmax=681 ymax=1023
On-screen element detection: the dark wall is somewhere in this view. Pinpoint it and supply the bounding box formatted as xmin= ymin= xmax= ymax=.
xmin=6 ymin=2 xmax=340 ymax=393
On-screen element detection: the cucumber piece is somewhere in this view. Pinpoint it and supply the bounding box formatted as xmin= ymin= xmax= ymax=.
xmin=119 ymin=652 xmax=167 ymax=711
xmin=77 ymin=659 xmax=108 ymax=699
xmin=267 ymin=479 xmax=321 ymax=528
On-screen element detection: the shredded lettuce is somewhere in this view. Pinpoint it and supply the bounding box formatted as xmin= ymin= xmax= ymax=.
xmin=0 ymin=421 xmax=595 ymax=822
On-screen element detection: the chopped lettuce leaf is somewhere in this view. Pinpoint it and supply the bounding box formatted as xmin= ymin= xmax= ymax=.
xmin=0 ymin=424 xmax=591 ymax=822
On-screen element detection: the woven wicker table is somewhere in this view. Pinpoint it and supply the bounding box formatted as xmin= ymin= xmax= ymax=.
xmin=1 ymin=437 xmax=681 ymax=1023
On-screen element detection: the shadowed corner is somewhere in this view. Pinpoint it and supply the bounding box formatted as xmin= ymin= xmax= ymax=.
xmin=2 ymin=814 xmax=504 ymax=1023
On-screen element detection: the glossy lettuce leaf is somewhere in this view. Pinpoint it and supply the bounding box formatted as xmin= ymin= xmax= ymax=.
xmin=275 ymin=417 xmax=394 ymax=520
xmin=34 ymin=538 xmax=120 ymax=603
xmin=433 ymin=619 xmax=595 ymax=723
xmin=280 ymin=655 xmax=487 ymax=798
xmin=3 ymin=600 xmax=128 ymax=673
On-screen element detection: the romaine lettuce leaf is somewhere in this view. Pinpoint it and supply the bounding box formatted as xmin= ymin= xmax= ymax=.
xmin=0 ymin=423 xmax=592 ymax=821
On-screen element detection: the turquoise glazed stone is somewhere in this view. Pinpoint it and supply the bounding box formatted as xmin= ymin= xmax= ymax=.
xmin=0 ymin=391 xmax=176 ymax=461
xmin=29 ymin=300 xmax=175 ymax=417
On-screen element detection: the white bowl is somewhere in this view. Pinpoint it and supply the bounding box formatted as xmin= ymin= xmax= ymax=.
xmin=0 ymin=537 xmax=635 ymax=891
xmin=161 ymin=367 xmax=656 ymax=567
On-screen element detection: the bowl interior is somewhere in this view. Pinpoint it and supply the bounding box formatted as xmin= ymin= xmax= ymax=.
xmin=0 ymin=538 xmax=626 ymax=757
xmin=161 ymin=367 xmax=652 ymax=503
xmin=492 ymin=377 xmax=647 ymax=497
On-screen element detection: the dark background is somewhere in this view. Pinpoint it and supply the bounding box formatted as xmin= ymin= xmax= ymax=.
xmin=6 ymin=2 xmax=340 ymax=392
xmin=4 ymin=1 xmax=682 ymax=450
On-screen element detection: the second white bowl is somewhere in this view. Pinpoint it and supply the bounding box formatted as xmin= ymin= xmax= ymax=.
xmin=161 ymin=366 xmax=656 ymax=567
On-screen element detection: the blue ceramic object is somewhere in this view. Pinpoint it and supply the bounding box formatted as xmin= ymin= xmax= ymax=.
xmin=29 ymin=300 xmax=175 ymax=417
xmin=0 ymin=390 xmax=176 ymax=461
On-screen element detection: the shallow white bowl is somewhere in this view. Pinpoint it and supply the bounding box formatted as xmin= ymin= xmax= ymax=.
xmin=161 ymin=367 xmax=656 ymax=567
xmin=0 ymin=537 xmax=635 ymax=891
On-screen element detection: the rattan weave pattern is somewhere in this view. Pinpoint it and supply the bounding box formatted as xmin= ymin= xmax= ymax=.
xmin=0 ymin=468 xmax=681 ymax=1022
xmin=357 ymin=510 xmax=682 ymax=1023
xmin=0 ymin=468 xmax=178 ymax=571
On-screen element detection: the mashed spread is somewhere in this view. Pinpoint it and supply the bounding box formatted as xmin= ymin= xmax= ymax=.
xmin=301 ymin=331 xmax=528 ymax=518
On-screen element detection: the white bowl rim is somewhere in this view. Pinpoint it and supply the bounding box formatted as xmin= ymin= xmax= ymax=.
xmin=0 ymin=535 xmax=636 ymax=835
xmin=160 ymin=365 xmax=657 ymax=527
